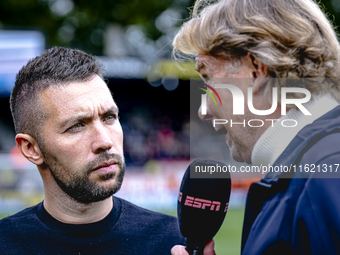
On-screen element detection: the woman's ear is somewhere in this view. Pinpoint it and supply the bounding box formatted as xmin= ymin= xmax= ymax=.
xmin=15 ymin=134 xmax=44 ymax=166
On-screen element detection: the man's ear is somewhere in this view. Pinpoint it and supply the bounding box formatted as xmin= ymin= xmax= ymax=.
xmin=247 ymin=53 xmax=268 ymax=94
xmin=15 ymin=134 xmax=44 ymax=166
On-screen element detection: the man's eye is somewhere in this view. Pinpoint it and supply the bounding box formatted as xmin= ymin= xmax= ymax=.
xmin=202 ymin=75 xmax=209 ymax=83
xmin=67 ymin=123 xmax=84 ymax=132
xmin=105 ymin=114 xmax=117 ymax=121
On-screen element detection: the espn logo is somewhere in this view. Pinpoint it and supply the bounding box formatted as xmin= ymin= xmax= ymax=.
xmin=178 ymin=192 xmax=228 ymax=212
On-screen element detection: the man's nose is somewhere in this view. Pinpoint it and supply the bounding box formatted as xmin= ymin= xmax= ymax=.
xmin=198 ymin=103 xmax=214 ymax=122
xmin=91 ymin=123 xmax=114 ymax=154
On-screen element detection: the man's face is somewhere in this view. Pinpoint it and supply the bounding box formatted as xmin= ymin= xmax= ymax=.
xmin=196 ymin=54 xmax=259 ymax=163
xmin=38 ymin=75 xmax=125 ymax=204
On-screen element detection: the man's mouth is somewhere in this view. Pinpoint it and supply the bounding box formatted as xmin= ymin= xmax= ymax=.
xmin=212 ymin=118 xmax=227 ymax=135
xmin=216 ymin=126 xmax=228 ymax=135
xmin=214 ymin=126 xmax=230 ymax=147
xmin=92 ymin=160 xmax=118 ymax=174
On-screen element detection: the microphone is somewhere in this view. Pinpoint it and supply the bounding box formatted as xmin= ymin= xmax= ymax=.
xmin=177 ymin=159 xmax=231 ymax=255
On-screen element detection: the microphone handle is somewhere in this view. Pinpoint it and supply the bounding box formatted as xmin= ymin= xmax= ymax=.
xmin=193 ymin=250 xmax=202 ymax=255
xmin=185 ymin=239 xmax=205 ymax=255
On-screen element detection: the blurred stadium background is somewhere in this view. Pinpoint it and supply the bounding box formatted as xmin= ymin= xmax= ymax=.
xmin=0 ymin=0 xmax=339 ymax=254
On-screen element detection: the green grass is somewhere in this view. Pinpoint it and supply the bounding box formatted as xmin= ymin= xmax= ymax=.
xmin=214 ymin=207 xmax=244 ymax=255
xmin=1 ymin=208 xmax=245 ymax=255
xmin=163 ymin=207 xmax=245 ymax=255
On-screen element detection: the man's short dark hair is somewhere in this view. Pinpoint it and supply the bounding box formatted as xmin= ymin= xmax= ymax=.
xmin=10 ymin=47 xmax=105 ymax=141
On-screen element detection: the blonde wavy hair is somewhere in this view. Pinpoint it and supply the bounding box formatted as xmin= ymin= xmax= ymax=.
xmin=173 ymin=0 xmax=340 ymax=98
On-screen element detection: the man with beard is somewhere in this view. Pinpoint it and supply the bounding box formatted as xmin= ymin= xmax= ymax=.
xmin=0 ymin=47 xmax=185 ymax=254
xmin=171 ymin=0 xmax=340 ymax=254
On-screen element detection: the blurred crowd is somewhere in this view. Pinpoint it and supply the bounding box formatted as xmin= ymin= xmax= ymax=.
xmin=122 ymin=110 xmax=190 ymax=166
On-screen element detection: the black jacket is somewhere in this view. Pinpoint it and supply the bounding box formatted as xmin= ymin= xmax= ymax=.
xmin=242 ymin=105 xmax=340 ymax=255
